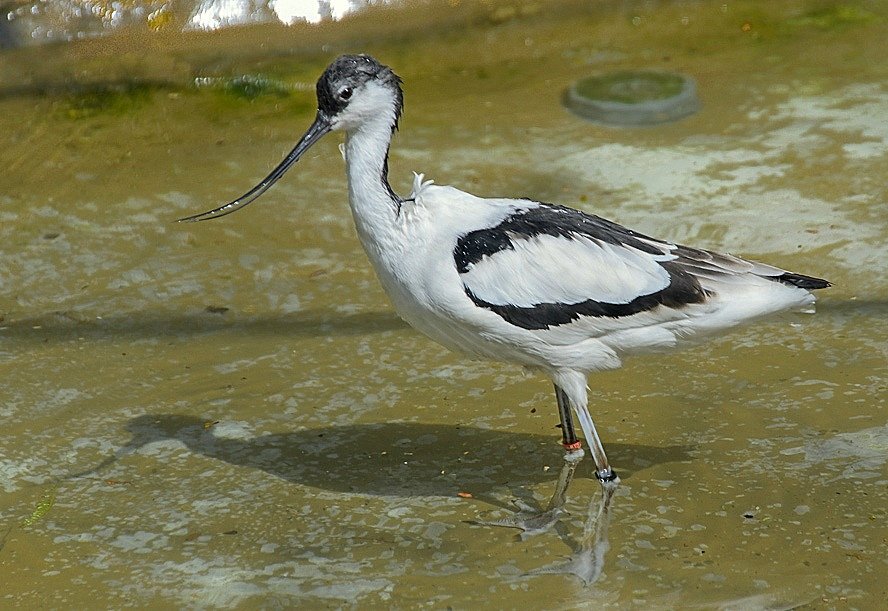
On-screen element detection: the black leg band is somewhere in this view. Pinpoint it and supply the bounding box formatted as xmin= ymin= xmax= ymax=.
xmin=595 ymin=469 xmax=618 ymax=483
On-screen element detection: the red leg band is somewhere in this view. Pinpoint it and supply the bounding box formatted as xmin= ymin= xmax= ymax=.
xmin=563 ymin=441 xmax=582 ymax=451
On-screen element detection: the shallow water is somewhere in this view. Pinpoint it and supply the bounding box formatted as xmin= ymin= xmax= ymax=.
xmin=1 ymin=1 xmax=887 ymax=607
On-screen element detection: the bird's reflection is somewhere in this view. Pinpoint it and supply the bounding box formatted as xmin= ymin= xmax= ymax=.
xmin=528 ymin=474 xmax=619 ymax=585
xmin=69 ymin=413 xmax=690 ymax=584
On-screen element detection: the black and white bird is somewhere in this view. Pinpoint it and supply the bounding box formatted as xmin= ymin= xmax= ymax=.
xmin=180 ymin=55 xmax=830 ymax=530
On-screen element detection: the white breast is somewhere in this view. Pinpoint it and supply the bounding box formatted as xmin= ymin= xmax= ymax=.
xmin=349 ymin=179 xmax=532 ymax=359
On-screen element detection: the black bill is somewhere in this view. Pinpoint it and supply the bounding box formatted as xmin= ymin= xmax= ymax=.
xmin=177 ymin=112 xmax=332 ymax=222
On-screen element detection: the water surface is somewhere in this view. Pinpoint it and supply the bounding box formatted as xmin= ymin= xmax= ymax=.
xmin=1 ymin=1 xmax=886 ymax=607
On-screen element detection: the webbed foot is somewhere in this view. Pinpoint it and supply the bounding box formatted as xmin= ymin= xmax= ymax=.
xmin=470 ymin=449 xmax=585 ymax=538
xmin=472 ymin=498 xmax=567 ymax=538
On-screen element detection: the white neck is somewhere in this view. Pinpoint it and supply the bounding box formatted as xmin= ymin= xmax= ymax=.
xmin=344 ymin=116 xmax=401 ymax=247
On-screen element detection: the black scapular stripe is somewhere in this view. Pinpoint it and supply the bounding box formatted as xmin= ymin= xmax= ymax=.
xmin=454 ymin=204 xmax=665 ymax=274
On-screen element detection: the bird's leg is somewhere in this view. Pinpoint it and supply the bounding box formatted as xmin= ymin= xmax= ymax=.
xmin=583 ymin=417 xmax=619 ymax=485
xmin=536 ymin=383 xmax=620 ymax=521
xmin=471 ymin=385 xmax=585 ymax=536
xmin=556 ymin=385 xmax=581 ymax=450
xmin=539 ymin=444 xmax=584 ymax=512
xmin=522 ymin=385 xmax=620 ymax=583
xmin=544 ymin=385 xmax=585 ymax=512
xmin=565 ymin=386 xmax=618 ymax=484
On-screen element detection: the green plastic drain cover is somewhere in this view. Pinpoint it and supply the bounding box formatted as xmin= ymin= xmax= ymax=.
xmin=563 ymin=70 xmax=699 ymax=126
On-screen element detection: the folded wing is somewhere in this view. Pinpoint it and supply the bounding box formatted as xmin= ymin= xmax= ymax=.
xmin=454 ymin=204 xmax=709 ymax=330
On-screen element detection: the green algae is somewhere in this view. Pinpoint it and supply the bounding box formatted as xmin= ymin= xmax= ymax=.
xmin=20 ymin=488 xmax=57 ymax=527
xmin=59 ymin=82 xmax=159 ymax=119
xmin=196 ymin=74 xmax=295 ymax=100
xmin=787 ymin=4 xmax=880 ymax=30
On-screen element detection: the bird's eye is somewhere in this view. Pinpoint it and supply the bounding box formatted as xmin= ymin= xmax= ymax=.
xmin=338 ymin=87 xmax=353 ymax=101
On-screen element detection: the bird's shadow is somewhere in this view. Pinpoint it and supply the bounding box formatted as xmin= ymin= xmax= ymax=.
xmin=81 ymin=414 xmax=693 ymax=506
xmin=6 ymin=296 xmax=885 ymax=344
xmin=0 ymin=308 xmax=408 ymax=342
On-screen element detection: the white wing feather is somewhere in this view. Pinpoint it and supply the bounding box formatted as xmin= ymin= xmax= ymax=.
xmin=460 ymin=233 xmax=672 ymax=307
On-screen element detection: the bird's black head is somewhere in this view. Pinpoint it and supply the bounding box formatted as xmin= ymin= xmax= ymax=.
xmin=177 ymin=54 xmax=403 ymax=223
xmin=315 ymin=54 xmax=404 ymax=130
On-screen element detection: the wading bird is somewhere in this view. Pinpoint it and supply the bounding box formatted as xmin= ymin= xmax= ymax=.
xmin=180 ymin=54 xmax=829 ymax=535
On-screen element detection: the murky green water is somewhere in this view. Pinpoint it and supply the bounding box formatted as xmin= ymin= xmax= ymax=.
xmin=2 ymin=1 xmax=887 ymax=607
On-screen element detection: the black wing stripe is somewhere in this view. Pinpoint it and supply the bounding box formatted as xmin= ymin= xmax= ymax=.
xmin=465 ymin=262 xmax=707 ymax=330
